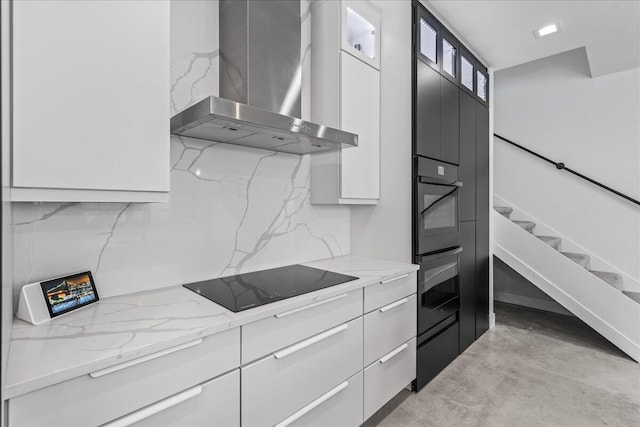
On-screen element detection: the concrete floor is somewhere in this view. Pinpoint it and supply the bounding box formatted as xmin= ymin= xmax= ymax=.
xmin=365 ymin=302 xmax=640 ymax=427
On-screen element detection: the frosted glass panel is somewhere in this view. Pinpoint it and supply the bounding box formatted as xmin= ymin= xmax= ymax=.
xmin=346 ymin=7 xmax=376 ymax=60
xmin=477 ymin=71 xmax=487 ymax=101
xmin=442 ymin=39 xmax=456 ymax=77
xmin=420 ymin=19 xmax=437 ymax=63
xmin=461 ymin=56 xmax=473 ymax=90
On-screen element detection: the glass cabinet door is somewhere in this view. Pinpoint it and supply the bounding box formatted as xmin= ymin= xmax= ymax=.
xmin=442 ymin=38 xmax=457 ymax=78
xmin=341 ymin=1 xmax=380 ymax=70
xmin=440 ymin=30 xmax=459 ymax=84
xmin=461 ymin=55 xmax=474 ymax=92
xmin=476 ymin=70 xmax=488 ymax=103
xmin=416 ymin=8 xmax=439 ymax=71
xmin=420 ymin=19 xmax=437 ymax=64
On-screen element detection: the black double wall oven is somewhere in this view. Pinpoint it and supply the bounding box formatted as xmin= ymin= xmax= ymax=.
xmin=413 ymin=156 xmax=463 ymax=391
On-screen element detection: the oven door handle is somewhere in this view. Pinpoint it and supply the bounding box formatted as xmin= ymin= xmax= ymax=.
xmin=417 ymin=247 xmax=463 ymax=262
xmin=418 ymin=177 xmax=463 ymax=187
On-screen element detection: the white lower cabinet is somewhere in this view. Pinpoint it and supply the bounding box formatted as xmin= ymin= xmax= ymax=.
xmin=241 ymin=317 xmax=363 ymax=427
xmin=242 ymin=289 xmax=362 ymax=364
xmin=364 ymin=337 xmax=417 ymax=420
xmin=283 ymin=371 xmax=364 ymax=427
xmin=364 ymin=294 xmax=417 ymax=366
xmin=8 ymin=329 xmax=240 ymax=427
xmin=110 ymin=370 xmax=240 ymax=427
xmin=364 ymin=272 xmax=417 ymax=313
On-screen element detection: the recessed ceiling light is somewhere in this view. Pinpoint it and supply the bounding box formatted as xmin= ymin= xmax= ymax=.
xmin=534 ymin=23 xmax=562 ymax=38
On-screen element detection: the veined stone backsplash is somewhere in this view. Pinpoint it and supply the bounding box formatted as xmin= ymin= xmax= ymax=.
xmin=11 ymin=0 xmax=349 ymax=302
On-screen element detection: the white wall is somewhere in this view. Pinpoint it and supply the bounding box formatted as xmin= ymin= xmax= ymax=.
xmin=350 ymin=0 xmax=412 ymax=263
xmin=10 ymin=0 xmax=350 ymax=303
xmin=494 ymin=47 xmax=640 ymax=282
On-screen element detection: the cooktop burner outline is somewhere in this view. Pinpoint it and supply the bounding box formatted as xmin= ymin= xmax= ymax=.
xmin=183 ymin=264 xmax=359 ymax=312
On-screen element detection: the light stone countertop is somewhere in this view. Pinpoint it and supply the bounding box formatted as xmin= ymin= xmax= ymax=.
xmin=5 ymin=255 xmax=418 ymax=399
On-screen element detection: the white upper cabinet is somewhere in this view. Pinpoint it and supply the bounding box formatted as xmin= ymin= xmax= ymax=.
xmin=310 ymin=0 xmax=381 ymax=205
xmin=341 ymin=1 xmax=381 ymax=70
xmin=11 ymin=0 xmax=170 ymax=202
xmin=339 ymin=52 xmax=380 ymax=200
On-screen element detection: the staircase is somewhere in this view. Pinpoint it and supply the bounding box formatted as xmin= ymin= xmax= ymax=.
xmin=495 ymin=205 xmax=640 ymax=305
xmin=492 ymin=198 xmax=640 ymax=361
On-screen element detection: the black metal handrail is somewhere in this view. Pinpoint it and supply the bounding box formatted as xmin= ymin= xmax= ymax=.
xmin=494 ymin=133 xmax=640 ymax=207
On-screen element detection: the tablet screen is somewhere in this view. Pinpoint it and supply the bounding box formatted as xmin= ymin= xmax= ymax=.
xmin=40 ymin=271 xmax=99 ymax=318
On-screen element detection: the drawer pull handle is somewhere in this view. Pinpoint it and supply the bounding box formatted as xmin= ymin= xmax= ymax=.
xmin=89 ymin=339 xmax=204 ymax=378
xmin=273 ymin=324 xmax=349 ymax=359
xmin=103 ymin=385 xmax=203 ymax=427
xmin=274 ymin=381 xmax=349 ymax=427
xmin=275 ymin=293 xmax=349 ymax=318
xmin=381 ymin=273 xmax=409 ymax=284
xmin=379 ymin=297 xmax=409 ymax=313
xmin=379 ymin=343 xmax=409 ymax=364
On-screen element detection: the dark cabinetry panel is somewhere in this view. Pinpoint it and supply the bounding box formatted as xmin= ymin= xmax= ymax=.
xmin=440 ymin=77 xmax=459 ymax=164
xmin=475 ymin=218 xmax=490 ymax=338
xmin=459 ymin=221 xmax=476 ymax=352
xmin=415 ymin=316 xmax=459 ymax=391
xmin=459 ymin=92 xmax=476 ymax=221
xmin=416 ymin=60 xmax=441 ymax=160
xmin=476 ymin=104 xmax=489 ymax=221
xmin=415 ymin=60 xmax=459 ymax=165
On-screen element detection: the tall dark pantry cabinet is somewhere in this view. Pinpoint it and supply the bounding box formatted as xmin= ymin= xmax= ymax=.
xmin=412 ymin=2 xmax=490 ymax=391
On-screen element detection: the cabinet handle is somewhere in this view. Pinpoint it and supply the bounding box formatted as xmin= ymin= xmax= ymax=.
xmin=379 ymin=297 xmax=409 ymax=313
xmin=379 ymin=343 xmax=409 ymax=364
xmin=380 ymin=273 xmax=409 ymax=284
xmin=274 ymin=293 xmax=349 ymax=318
xmin=273 ymin=324 xmax=349 ymax=359
xmin=89 ymin=339 xmax=204 ymax=378
xmin=102 ymin=385 xmax=203 ymax=427
xmin=274 ymin=381 xmax=349 ymax=427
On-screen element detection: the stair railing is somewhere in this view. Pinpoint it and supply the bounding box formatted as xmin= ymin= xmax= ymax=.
xmin=494 ymin=133 xmax=640 ymax=207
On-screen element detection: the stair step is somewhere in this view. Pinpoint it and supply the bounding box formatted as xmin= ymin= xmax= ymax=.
xmin=513 ymin=220 xmax=536 ymax=233
xmin=536 ymin=235 xmax=561 ymax=250
xmin=561 ymin=252 xmax=590 ymax=269
xmin=590 ymin=270 xmax=624 ymax=291
xmin=494 ymin=206 xmax=513 ymax=219
xmin=622 ymin=291 xmax=640 ymax=304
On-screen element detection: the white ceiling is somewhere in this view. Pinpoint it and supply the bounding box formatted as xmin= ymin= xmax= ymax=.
xmin=427 ymin=0 xmax=640 ymax=77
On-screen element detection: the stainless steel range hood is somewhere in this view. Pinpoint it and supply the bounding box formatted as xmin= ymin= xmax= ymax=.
xmin=171 ymin=96 xmax=358 ymax=155
xmin=170 ymin=0 xmax=358 ymax=155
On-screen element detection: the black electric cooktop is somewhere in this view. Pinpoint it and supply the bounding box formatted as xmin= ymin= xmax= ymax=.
xmin=183 ymin=265 xmax=359 ymax=312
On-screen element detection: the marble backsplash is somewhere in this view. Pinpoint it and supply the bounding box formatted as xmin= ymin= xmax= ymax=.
xmin=11 ymin=0 xmax=350 ymax=303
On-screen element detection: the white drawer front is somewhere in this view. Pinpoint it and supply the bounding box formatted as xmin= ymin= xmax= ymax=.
xmin=108 ymin=369 xmax=240 ymax=427
xmin=9 ymin=328 xmax=240 ymax=427
xmin=364 ymin=272 xmax=416 ymax=313
xmin=364 ymin=294 xmax=417 ymax=366
xmin=282 ymin=370 xmax=363 ymax=427
xmin=242 ymin=289 xmax=362 ymax=363
xmin=364 ymin=337 xmax=416 ymax=421
xmin=242 ymin=317 xmax=363 ymax=427
xmin=119 ymin=369 xmax=240 ymax=427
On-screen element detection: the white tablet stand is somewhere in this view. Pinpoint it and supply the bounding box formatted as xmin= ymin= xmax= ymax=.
xmin=17 ymin=282 xmax=51 ymax=325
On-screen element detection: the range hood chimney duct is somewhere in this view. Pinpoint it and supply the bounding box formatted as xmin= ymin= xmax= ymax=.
xmin=220 ymin=0 xmax=301 ymax=118
xmin=170 ymin=0 xmax=358 ymax=155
